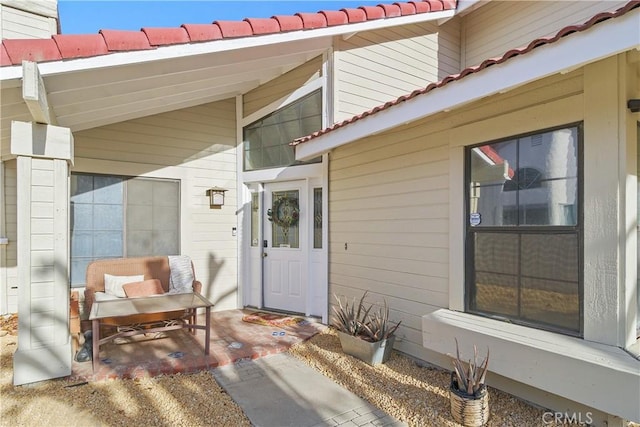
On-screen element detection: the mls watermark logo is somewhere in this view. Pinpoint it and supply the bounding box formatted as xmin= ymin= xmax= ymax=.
xmin=542 ymin=411 xmax=593 ymax=425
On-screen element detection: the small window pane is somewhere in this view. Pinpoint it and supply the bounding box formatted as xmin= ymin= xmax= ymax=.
xmin=251 ymin=193 xmax=259 ymax=247
xmin=243 ymin=90 xmax=322 ymax=171
xmin=314 ymin=188 xmax=322 ymax=249
xmin=520 ymin=234 xmax=578 ymax=282
xmin=521 ymin=277 xmax=579 ymax=331
xmin=271 ymin=190 xmax=299 ymax=248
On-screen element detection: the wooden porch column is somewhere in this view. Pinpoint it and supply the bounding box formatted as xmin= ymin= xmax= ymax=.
xmin=11 ymin=120 xmax=74 ymax=385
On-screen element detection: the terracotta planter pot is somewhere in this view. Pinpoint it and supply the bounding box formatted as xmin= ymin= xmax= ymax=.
xmin=337 ymin=331 xmax=395 ymax=365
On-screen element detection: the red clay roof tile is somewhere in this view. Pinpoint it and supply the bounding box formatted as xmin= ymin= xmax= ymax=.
xmin=141 ymin=27 xmax=190 ymax=46
xmin=394 ymin=2 xmax=417 ymax=15
xmin=0 ymin=1 xmax=459 ymax=67
xmin=244 ymin=18 xmax=281 ymax=35
xmin=99 ymin=29 xmax=153 ymax=51
xmin=378 ymin=4 xmax=403 ymax=17
xmin=359 ymin=5 xmax=386 ymax=19
xmin=411 ymin=1 xmax=432 ymax=13
xmin=213 ymin=20 xmax=253 ymax=38
xmin=181 ymin=23 xmax=223 ymax=42
xmin=319 ymin=10 xmax=349 ymax=26
xmin=341 ymin=7 xmax=368 ymax=22
xmin=295 ymin=12 xmax=328 ymax=29
xmin=52 ymin=34 xmax=109 ymax=59
xmin=271 ymin=14 xmax=304 ymax=32
xmin=292 ymin=1 xmax=640 ymax=146
xmin=3 ymin=39 xmax=61 ymax=65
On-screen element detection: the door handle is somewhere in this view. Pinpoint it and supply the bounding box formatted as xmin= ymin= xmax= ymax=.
xmin=262 ymin=253 xmax=268 ymax=258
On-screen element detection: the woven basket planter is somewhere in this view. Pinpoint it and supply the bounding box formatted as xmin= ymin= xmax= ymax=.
xmin=449 ymin=374 xmax=490 ymax=427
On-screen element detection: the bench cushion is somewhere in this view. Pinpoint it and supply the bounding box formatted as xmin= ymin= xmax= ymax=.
xmin=123 ymin=279 xmax=165 ymax=297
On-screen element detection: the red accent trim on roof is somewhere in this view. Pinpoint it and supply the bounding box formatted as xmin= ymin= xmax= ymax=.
xmin=244 ymin=18 xmax=281 ymax=35
xmin=296 ymin=13 xmax=328 ymax=29
xmin=213 ymin=20 xmax=253 ymax=38
xmin=142 ymin=27 xmax=190 ymax=46
xmin=181 ymin=24 xmax=223 ymax=42
xmin=3 ymin=39 xmax=61 ymax=65
xmin=99 ymin=29 xmax=152 ymax=51
xmin=292 ymin=1 xmax=640 ymax=147
xmin=1 ymin=44 xmax=12 ymax=67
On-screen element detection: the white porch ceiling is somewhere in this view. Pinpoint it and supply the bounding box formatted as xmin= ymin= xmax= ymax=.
xmin=2 ymin=36 xmax=332 ymax=133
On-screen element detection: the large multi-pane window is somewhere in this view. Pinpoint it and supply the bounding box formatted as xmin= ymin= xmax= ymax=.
xmin=70 ymin=174 xmax=180 ymax=287
xmin=465 ymin=124 xmax=582 ymax=335
xmin=243 ymin=90 xmax=322 ymax=171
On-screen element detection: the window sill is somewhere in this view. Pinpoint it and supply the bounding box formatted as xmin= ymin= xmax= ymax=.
xmin=422 ymin=309 xmax=640 ymax=422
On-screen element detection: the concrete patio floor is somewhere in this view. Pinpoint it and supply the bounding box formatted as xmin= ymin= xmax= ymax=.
xmin=70 ymin=309 xmax=326 ymax=382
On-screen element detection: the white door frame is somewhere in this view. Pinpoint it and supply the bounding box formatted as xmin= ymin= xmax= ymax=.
xmin=239 ymin=162 xmax=328 ymax=322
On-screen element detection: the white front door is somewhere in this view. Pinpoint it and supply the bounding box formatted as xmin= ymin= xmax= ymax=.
xmin=263 ymin=181 xmax=307 ymax=313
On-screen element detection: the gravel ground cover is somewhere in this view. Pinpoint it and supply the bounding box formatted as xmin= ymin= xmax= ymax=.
xmin=2 ymin=315 xmax=638 ymax=427
xmin=0 ymin=315 xmax=250 ymax=427
xmin=289 ymin=329 xmax=640 ymax=427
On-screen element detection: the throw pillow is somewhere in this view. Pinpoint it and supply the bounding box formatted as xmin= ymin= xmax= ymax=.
xmin=104 ymin=274 xmax=145 ymax=298
xmin=123 ymin=279 xmax=165 ymax=298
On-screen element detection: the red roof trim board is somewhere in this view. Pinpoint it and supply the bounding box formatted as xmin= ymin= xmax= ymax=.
xmin=292 ymin=0 xmax=640 ymax=147
xmin=0 ymin=0 xmax=456 ymax=67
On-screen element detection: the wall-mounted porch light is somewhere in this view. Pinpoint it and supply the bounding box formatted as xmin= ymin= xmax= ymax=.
xmin=206 ymin=187 xmax=227 ymax=209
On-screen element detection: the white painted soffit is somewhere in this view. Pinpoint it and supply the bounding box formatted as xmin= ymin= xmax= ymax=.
xmin=295 ymin=7 xmax=640 ymax=161
xmin=0 ymin=8 xmax=455 ymax=80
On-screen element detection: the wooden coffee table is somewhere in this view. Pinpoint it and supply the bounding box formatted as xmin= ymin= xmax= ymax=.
xmin=89 ymin=292 xmax=213 ymax=372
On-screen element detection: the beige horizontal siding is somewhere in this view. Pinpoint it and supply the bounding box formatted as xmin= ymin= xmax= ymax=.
xmin=0 ymin=4 xmax=56 ymax=39
xmin=2 ymin=160 xmax=17 ymax=313
xmin=334 ymin=19 xmax=461 ymax=122
xmin=243 ymin=56 xmax=323 ymax=117
xmin=73 ymin=99 xmax=239 ymax=310
xmin=462 ymin=0 xmax=628 ymax=68
xmin=329 ymin=67 xmax=585 ymax=361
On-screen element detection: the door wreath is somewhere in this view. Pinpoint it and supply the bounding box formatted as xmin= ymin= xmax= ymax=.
xmin=267 ymin=196 xmax=300 ymax=228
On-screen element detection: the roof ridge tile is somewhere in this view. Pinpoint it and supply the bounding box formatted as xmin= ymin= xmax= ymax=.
xmin=99 ymin=29 xmax=153 ymax=51
xmin=180 ymin=23 xmax=223 ymax=42
xmin=295 ymin=12 xmax=328 ymax=29
xmin=141 ymin=27 xmax=190 ymax=46
xmin=52 ymin=34 xmax=109 ymax=59
xmin=3 ymin=38 xmax=62 ymax=65
xmin=244 ymin=17 xmax=282 ymax=35
xmin=271 ymin=14 xmax=304 ymax=32
xmin=213 ymin=20 xmax=253 ymax=38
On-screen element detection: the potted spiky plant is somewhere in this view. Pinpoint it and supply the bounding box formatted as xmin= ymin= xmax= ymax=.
xmin=332 ymin=291 xmax=401 ymax=365
xmin=449 ymin=338 xmax=490 ymax=427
